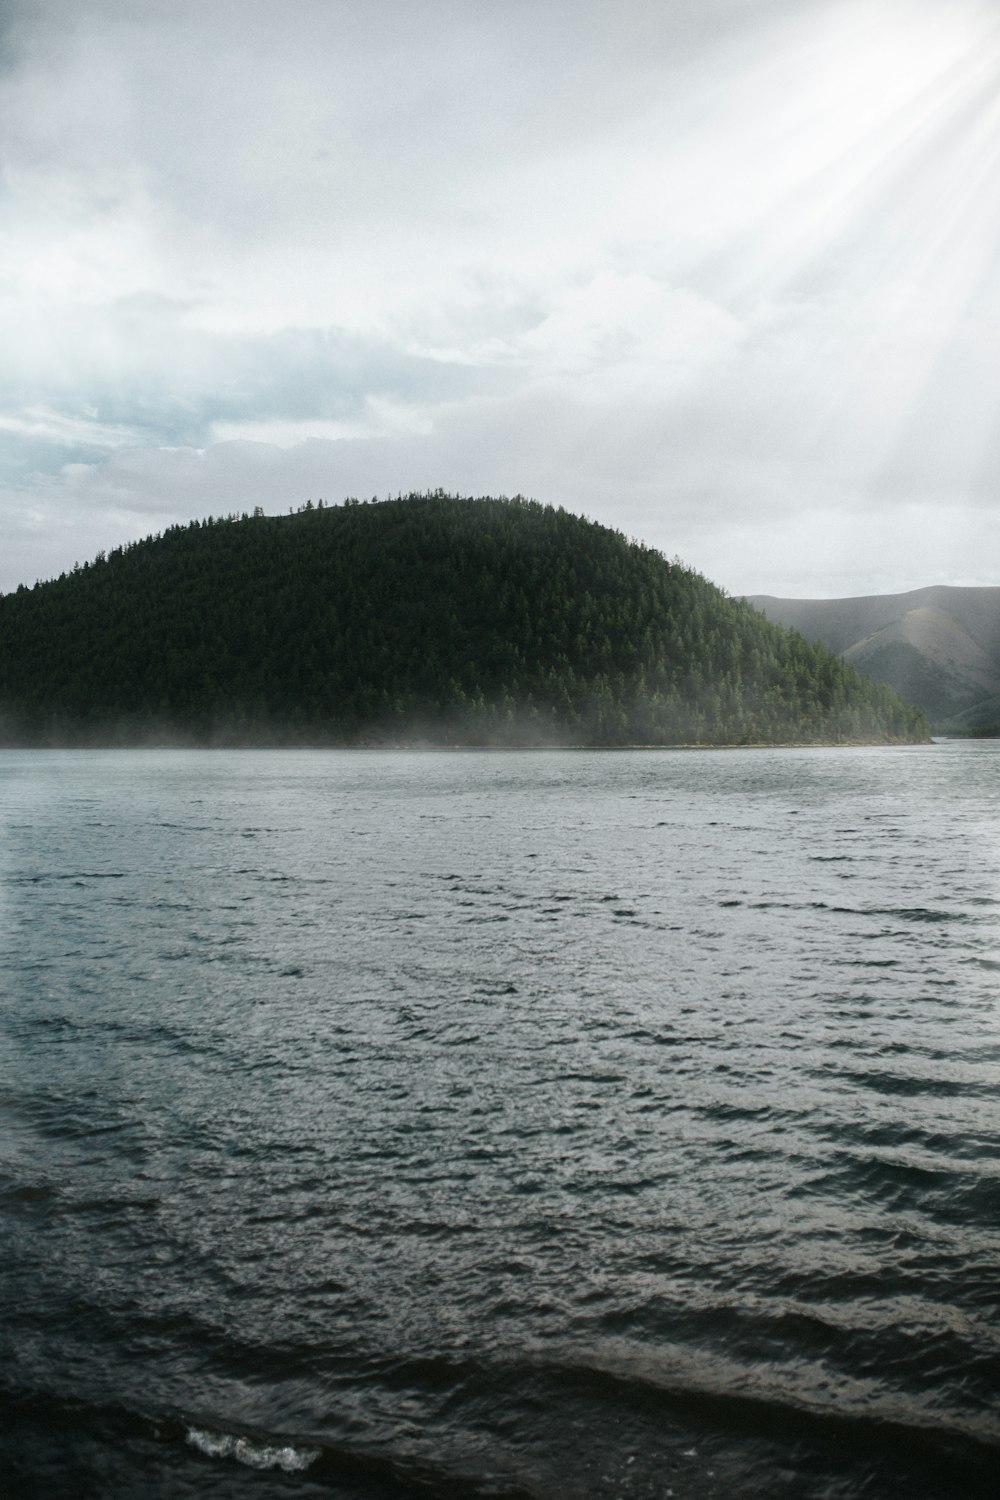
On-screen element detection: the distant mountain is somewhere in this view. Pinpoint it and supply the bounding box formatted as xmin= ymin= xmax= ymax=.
xmin=749 ymin=586 xmax=1000 ymax=730
xmin=0 ymin=494 xmax=927 ymax=746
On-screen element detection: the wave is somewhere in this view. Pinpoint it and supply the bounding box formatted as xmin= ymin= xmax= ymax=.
xmin=185 ymin=1423 xmax=319 ymax=1472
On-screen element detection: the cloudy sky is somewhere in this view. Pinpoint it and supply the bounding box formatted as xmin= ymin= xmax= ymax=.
xmin=3 ymin=0 xmax=999 ymax=598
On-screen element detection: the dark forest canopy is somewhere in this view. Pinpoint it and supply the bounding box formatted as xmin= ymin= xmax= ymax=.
xmin=0 ymin=492 xmax=928 ymax=747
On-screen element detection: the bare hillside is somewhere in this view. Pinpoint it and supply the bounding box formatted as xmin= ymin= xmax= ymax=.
xmin=749 ymin=586 xmax=1000 ymax=728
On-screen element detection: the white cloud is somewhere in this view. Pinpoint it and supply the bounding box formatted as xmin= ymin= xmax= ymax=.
xmin=0 ymin=405 xmax=140 ymax=450
xmin=210 ymin=396 xmax=435 ymax=447
xmin=512 ymin=271 xmax=743 ymax=389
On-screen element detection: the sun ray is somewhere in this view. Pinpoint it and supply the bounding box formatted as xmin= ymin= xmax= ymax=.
xmin=669 ymin=2 xmax=1000 ymax=516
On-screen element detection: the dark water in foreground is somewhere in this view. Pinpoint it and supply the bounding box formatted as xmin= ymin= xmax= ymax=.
xmin=1 ymin=745 xmax=998 ymax=1498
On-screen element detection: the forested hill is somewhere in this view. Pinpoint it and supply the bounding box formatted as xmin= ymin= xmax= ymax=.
xmin=0 ymin=494 xmax=928 ymax=746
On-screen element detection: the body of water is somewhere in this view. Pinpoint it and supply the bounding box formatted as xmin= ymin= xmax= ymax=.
xmin=1 ymin=744 xmax=998 ymax=1497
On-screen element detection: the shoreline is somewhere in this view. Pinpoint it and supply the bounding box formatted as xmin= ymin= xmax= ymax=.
xmin=0 ymin=737 xmax=934 ymax=752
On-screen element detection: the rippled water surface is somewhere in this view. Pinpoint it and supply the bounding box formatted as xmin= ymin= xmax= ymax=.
xmin=2 ymin=744 xmax=999 ymax=1498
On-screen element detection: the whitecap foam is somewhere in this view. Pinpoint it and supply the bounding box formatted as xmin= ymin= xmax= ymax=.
xmin=186 ymin=1425 xmax=319 ymax=1473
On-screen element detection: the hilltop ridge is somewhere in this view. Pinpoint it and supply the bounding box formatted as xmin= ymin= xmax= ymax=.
xmin=0 ymin=493 xmax=927 ymax=746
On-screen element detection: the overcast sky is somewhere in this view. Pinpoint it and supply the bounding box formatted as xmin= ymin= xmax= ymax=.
xmin=3 ymin=0 xmax=999 ymax=598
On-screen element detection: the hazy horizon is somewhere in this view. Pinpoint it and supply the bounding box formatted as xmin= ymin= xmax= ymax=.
xmin=3 ymin=0 xmax=999 ymax=599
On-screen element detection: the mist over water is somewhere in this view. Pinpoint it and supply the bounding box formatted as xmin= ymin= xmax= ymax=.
xmin=1 ymin=745 xmax=998 ymax=1498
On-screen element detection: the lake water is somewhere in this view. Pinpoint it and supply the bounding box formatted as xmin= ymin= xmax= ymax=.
xmin=1 ymin=744 xmax=998 ymax=1498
